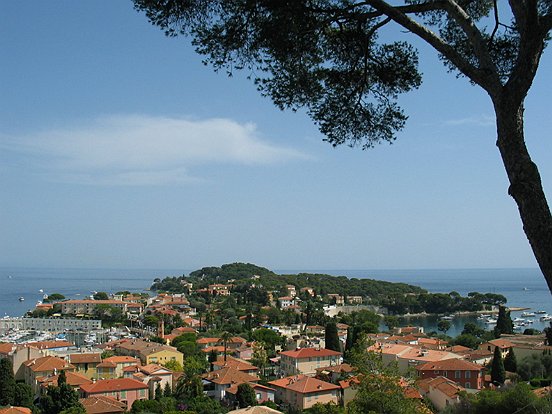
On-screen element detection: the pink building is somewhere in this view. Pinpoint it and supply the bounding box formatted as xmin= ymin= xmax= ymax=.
xmin=79 ymin=378 xmax=149 ymax=409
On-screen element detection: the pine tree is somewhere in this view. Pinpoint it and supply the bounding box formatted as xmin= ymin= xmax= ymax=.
xmin=325 ymin=322 xmax=341 ymax=352
xmin=504 ymin=349 xmax=517 ymax=373
xmin=491 ymin=346 xmax=506 ymax=385
xmin=0 ymin=358 xmax=16 ymax=406
xmin=345 ymin=327 xmax=354 ymax=353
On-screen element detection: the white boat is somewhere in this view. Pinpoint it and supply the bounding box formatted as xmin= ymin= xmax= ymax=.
xmin=513 ymin=317 xmax=526 ymax=322
xmin=541 ymin=315 xmax=552 ymax=321
xmin=521 ymin=312 xmax=535 ymax=317
xmin=535 ymin=310 xmax=547 ymax=314
xmin=485 ymin=318 xmax=498 ymax=324
xmin=18 ymin=297 xmax=24 ymax=302
xmin=38 ymin=289 xmax=43 ymax=293
xmin=441 ymin=315 xmax=454 ymax=320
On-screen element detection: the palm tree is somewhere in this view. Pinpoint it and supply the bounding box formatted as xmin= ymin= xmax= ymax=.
xmin=219 ymin=331 xmax=232 ymax=363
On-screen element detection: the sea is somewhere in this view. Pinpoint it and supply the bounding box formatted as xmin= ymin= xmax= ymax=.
xmin=0 ymin=267 xmax=550 ymax=337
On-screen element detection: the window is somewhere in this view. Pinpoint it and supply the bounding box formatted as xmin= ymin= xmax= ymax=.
xmin=455 ymin=371 xmax=461 ymax=379
xmin=466 ymin=382 xmax=471 ymax=388
xmin=443 ymin=371 xmax=447 ymax=377
xmin=465 ymin=371 xmax=471 ymax=379
xmin=120 ymin=391 xmax=127 ymax=399
xmin=139 ymin=389 xmax=146 ymax=397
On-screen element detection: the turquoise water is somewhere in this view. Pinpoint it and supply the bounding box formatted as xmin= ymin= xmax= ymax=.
xmin=1 ymin=267 xmax=550 ymax=336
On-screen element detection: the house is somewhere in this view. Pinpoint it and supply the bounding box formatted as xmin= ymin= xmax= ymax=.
xmin=479 ymin=338 xmax=515 ymax=358
xmin=327 ymin=294 xmax=344 ymax=306
xmin=300 ymin=287 xmax=315 ymax=297
xmin=285 ymin=285 xmax=297 ymax=298
xmin=225 ymin=382 xmax=276 ymax=406
xmin=415 ymin=358 xmax=484 ymax=389
xmin=95 ymin=361 xmax=117 ymax=379
xmin=111 ymin=339 xmax=183 ymax=366
xmin=269 ymin=375 xmax=340 ymax=411
xmin=208 ymin=284 xmax=232 ymax=296
xmin=417 ymin=376 xmax=464 ymax=411
xmin=392 ymin=326 xmax=424 ymax=335
xmin=79 ymin=378 xmax=149 ymax=409
xmin=338 ymin=376 xmax=361 ymax=406
xmin=277 ymin=296 xmax=296 ymax=309
xmin=305 ymin=325 xmax=325 ymax=335
xmin=25 ymin=340 xmax=74 ymax=353
xmin=123 ymin=364 xmax=173 ymax=396
xmin=23 ymin=355 xmax=75 ymax=393
xmin=202 ymin=366 xmax=260 ymax=401
xmin=102 ymin=356 xmax=141 ymax=378
xmin=417 ymin=338 xmax=448 ymax=350
xmin=68 ymin=353 xmax=102 ymax=379
xmin=38 ymin=371 xmax=92 ymax=391
xmin=279 ymin=348 xmax=342 ymax=376
xmin=376 ymin=343 xmax=461 ymax=374
xmin=212 ymin=356 xmax=259 ymax=374
xmin=315 ymin=363 xmax=354 ymax=383
xmin=79 ymin=395 xmax=126 ymax=414
xmin=346 ymin=296 xmax=363 ymax=305
xmin=0 ymin=343 xmax=45 ymax=381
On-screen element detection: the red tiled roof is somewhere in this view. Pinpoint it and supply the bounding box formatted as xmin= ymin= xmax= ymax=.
xmin=269 ymin=375 xmax=339 ymax=394
xmin=202 ymin=366 xmax=259 ymax=385
xmin=103 ymin=356 xmax=140 ymax=364
xmin=24 ymin=356 xmax=74 ymax=372
xmin=0 ymin=408 xmax=32 ymax=414
xmin=415 ymin=358 xmax=483 ymax=372
xmin=212 ymin=356 xmax=258 ymax=371
xmin=69 ymin=353 xmax=102 ymax=364
xmin=39 ymin=371 xmax=92 ymax=388
xmin=280 ymin=348 xmax=341 ymax=359
xmin=25 ymin=340 xmax=74 ymax=349
xmin=0 ymin=343 xmax=15 ymax=355
xmin=80 ymin=378 xmax=148 ymax=394
xmin=487 ymin=338 xmax=514 ymax=349
xmin=79 ymin=396 xmax=126 ymax=414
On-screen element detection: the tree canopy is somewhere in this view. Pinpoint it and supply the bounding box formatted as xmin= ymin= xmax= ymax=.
xmin=134 ymin=1 xmax=552 ymax=294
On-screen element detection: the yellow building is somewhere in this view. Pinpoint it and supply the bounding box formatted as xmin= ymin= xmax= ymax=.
xmin=113 ymin=339 xmax=183 ymax=366
xmin=68 ymin=353 xmax=101 ymax=380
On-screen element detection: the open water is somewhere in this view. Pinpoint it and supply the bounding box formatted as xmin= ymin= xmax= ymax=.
xmin=0 ymin=267 xmax=550 ymax=337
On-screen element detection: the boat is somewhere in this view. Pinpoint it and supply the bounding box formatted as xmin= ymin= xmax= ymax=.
xmin=523 ymin=287 xmax=529 ymax=291
xmin=38 ymin=289 xmax=43 ymax=293
xmin=535 ymin=310 xmax=547 ymax=314
xmin=521 ymin=312 xmax=535 ymax=317
xmin=18 ymin=297 xmax=24 ymax=302
xmin=441 ymin=315 xmax=454 ymax=320
xmin=540 ymin=315 xmax=552 ymax=321
xmin=513 ymin=317 xmax=526 ymax=323
xmin=485 ymin=318 xmax=497 ymax=324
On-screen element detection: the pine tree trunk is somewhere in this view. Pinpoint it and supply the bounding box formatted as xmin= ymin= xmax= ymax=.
xmin=494 ymin=97 xmax=552 ymax=294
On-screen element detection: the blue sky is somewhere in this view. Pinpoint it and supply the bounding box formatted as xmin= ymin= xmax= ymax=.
xmin=1 ymin=1 xmax=551 ymax=271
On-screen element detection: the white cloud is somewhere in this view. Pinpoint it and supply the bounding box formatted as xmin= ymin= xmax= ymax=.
xmin=1 ymin=115 xmax=307 ymax=185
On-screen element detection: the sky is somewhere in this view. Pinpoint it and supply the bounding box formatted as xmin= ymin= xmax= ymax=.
xmin=1 ymin=1 xmax=551 ymax=271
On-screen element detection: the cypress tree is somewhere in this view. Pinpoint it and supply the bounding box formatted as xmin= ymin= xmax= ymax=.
xmin=154 ymin=381 xmax=162 ymax=400
xmin=491 ymin=346 xmax=506 ymax=385
xmin=324 ymin=322 xmax=341 ymax=352
xmin=0 ymin=358 xmax=16 ymax=406
xmin=504 ymin=348 xmax=517 ymax=373
xmin=163 ymin=381 xmax=172 ymax=398
xmin=236 ymin=383 xmax=257 ymax=408
xmin=494 ymin=306 xmax=514 ymax=337
xmin=345 ymin=327 xmax=354 ymax=352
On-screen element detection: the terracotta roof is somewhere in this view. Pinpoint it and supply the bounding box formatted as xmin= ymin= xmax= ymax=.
xmin=202 ymin=366 xmax=260 ymax=385
xmin=123 ymin=365 xmax=139 ymax=372
xmin=280 ymin=348 xmax=342 ymax=359
xmin=25 ymin=340 xmax=74 ymax=349
xmin=417 ymin=376 xmax=464 ymax=398
xmin=418 ymin=338 xmax=447 ymax=346
xmin=315 ymin=363 xmax=353 ymax=374
xmin=197 ymin=337 xmax=222 ymax=344
xmin=24 ymin=356 xmax=74 ymax=372
xmin=416 ymin=358 xmax=483 ymax=372
xmin=0 ymin=343 xmax=15 ymax=355
xmin=339 ymin=376 xmax=361 ymax=389
xmin=379 ymin=344 xmax=459 ymax=362
xmin=533 ymin=386 xmax=552 ymax=398
xmin=96 ymin=361 xmax=117 ymax=368
xmin=138 ymin=364 xmax=171 ymax=375
xmin=450 ymin=345 xmax=471 ymax=353
xmin=404 ymin=386 xmax=423 ymax=399
xmin=227 ymin=406 xmax=282 ymax=414
xmin=269 ymin=375 xmax=339 ymax=394
xmin=487 ymin=338 xmax=514 ymax=349
xmin=212 ymin=356 xmax=258 ymax=371
xmin=80 ymin=396 xmax=126 ymax=414
xmin=69 ymin=353 xmax=102 ymax=364
xmin=226 ymin=382 xmax=275 ymax=395
xmin=80 ymin=378 xmax=148 ymax=394
xmin=103 ymin=356 xmax=140 ymax=364
xmin=39 ymin=371 xmax=92 ymax=387
xmin=0 ymin=408 xmax=32 ymax=414
xmin=278 ymin=296 xmax=293 ymax=300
